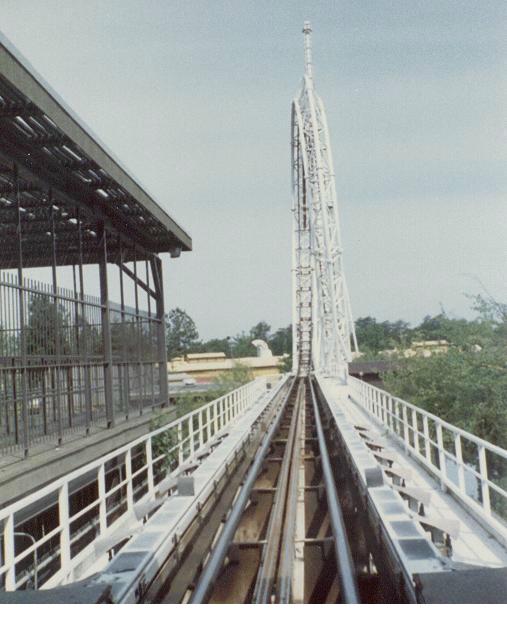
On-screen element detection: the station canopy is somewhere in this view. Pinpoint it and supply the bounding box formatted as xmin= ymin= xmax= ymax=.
xmin=0 ymin=32 xmax=192 ymax=269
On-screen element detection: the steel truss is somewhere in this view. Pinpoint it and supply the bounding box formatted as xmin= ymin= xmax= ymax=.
xmin=291 ymin=23 xmax=357 ymax=380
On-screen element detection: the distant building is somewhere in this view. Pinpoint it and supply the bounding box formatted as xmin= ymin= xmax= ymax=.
xmin=378 ymin=339 xmax=450 ymax=359
xmin=168 ymin=341 xmax=286 ymax=382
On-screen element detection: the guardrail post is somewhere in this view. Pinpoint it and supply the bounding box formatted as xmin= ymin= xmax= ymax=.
xmin=198 ymin=410 xmax=204 ymax=446
xmin=411 ymin=408 xmax=420 ymax=454
xmin=125 ymin=449 xmax=134 ymax=510
xmin=423 ymin=415 xmax=431 ymax=462
xmin=386 ymin=394 xmax=392 ymax=431
xmin=478 ymin=445 xmax=491 ymax=515
xmin=454 ymin=434 xmax=466 ymax=493
xmin=189 ymin=416 xmax=196 ymax=458
xmin=177 ymin=421 xmax=184 ymax=465
xmin=3 ymin=513 xmax=16 ymax=590
xmin=146 ymin=437 xmax=154 ymax=496
xmin=213 ymin=401 xmax=219 ymax=434
xmin=402 ymin=403 xmax=409 ymax=452
xmin=436 ymin=424 xmax=447 ymax=491
xmin=206 ymin=405 xmax=211 ymax=437
xmin=59 ymin=483 xmax=71 ymax=580
xmin=98 ymin=463 xmax=107 ymax=535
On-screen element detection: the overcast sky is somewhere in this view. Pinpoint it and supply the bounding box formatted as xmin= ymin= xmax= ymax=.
xmin=1 ymin=1 xmax=506 ymax=339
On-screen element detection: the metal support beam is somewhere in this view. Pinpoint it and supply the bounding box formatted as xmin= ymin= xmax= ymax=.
xmin=50 ymin=194 xmax=63 ymax=444
xmin=151 ymin=256 xmax=168 ymax=407
xmin=14 ymin=164 xmax=29 ymax=457
xmin=98 ymin=225 xmax=114 ymax=427
xmin=118 ymin=262 xmax=157 ymax=300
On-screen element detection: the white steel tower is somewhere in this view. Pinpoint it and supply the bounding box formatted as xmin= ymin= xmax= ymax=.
xmin=291 ymin=22 xmax=358 ymax=380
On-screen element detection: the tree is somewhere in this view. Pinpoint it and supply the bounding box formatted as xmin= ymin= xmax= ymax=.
xmin=191 ymin=337 xmax=231 ymax=356
xmin=383 ymin=294 xmax=507 ymax=449
xmin=25 ymin=294 xmax=70 ymax=357
xmin=213 ymin=362 xmax=254 ymax=394
xmin=354 ymin=317 xmax=409 ymax=356
xmin=165 ymin=308 xmax=199 ymax=359
xmin=250 ymin=321 xmax=271 ymax=342
xmin=232 ymin=331 xmax=257 ymax=357
xmin=270 ymin=325 xmax=292 ymax=356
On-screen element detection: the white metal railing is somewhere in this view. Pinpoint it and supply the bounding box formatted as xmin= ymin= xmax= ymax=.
xmin=0 ymin=377 xmax=268 ymax=591
xmin=348 ymin=376 xmax=507 ymax=542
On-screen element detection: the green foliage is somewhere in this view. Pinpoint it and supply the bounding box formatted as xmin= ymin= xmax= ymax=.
xmin=383 ymin=295 xmax=507 ymax=448
xmin=279 ymin=354 xmax=293 ymax=373
xmin=212 ymin=362 xmax=254 ymax=395
xmin=354 ymin=316 xmax=411 ymax=355
xmin=149 ymin=363 xmax=255 ymax=474
xmin=269 ymin=325 xmax=292 ymax=356
xmin=150 ymin=410 xmax=180 ymax=474
xmin=165 ymin=307 xmax=199 ymax=359
xmin=231 ymin=331 xmax=257 ymax=357
xmin=26 ymin=294 xmax=70 ymax=356
xmin=191 ymin=337 xmax=231 ymax=356
xmin=166 ymin=309 xmax=292 ymax=362
xmin=383 ymin=349 xmax=507 ymax=448
xmin=249 ymin=321 xmax=271 ymax=342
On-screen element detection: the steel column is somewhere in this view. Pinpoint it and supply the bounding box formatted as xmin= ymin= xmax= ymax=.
xmin=98 ymin=225 xmax=114 ymax=427
xmin=151 ymin=256 xmax=168 ymax=407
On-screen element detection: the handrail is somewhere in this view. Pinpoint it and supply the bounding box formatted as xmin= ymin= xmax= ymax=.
xmin=348 ymin=376 xmax=507 ymax=544
xmin=0 ymin=377 xmax=269 ymax=590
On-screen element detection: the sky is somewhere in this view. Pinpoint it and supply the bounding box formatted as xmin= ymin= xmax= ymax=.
xmin=1 ymin=1 xmax=506 ymax=340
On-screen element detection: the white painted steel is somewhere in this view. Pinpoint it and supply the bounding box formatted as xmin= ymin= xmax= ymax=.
xmin=291 ymin=22 xmax=357 ymax=379
xmin=0 ymin=378 xmax=268 ymax=591
xmin=349 ymin=376 xmax=507 ymax=545
xmin=98 ymin=374 xmax=291 ymax=603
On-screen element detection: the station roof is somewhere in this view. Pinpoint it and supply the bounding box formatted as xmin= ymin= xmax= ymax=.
xmin=0 ymin=32 xmax=192 ymax=268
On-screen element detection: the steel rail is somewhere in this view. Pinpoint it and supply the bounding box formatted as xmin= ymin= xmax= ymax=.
xmin=189 ymin=377 xmax=298 ymax=604
xmin=277 ymin=382 xmax=305 ymax=603
xmin=252 ymin=379 xmax=304 ymax=603
xmin=309 ymin=379 xmax=360 ymax=604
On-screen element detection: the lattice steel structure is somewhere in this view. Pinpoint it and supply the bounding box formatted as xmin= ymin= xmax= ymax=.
xmin=291 ymin=23 xmax=357 ymax=380
xmin=0 ymin=33 xmax=191 ymax=456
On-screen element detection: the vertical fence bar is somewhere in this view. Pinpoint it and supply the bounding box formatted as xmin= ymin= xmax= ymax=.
xmin=59 ymin=483 xmax=71 ymax=579
xmin=423 ymin=414 xmax=431 ymax=463
xmin=401 ymin=402 xmax=409 ymax=452
xmin=99 ymin=225 xmax=114 ymax=428
xmin=77 ymin=211 xmax=92 ymax=434
xmin=478 ymin=446 xmax=491 ymax=515
xmin=145 ymin=259 xmax=156 ymax=409
xmin=177 ymin=422 xmax=183 ymax=465
xmin=436 ymin=423 xmax=446 ymax=490
xmin=118 ymin=243 xmax=129 ymax=419
xmin=411 ymin=408 xmax=420 ymax=454
xmin=133 ymin=248 xmax=143 ymax=416
xmin=125 ymin=449 xmax=134 ymax=510
xmin=14 ymin=165 xmax=30 ymax=457
xmin=146 ymin=436 xmax=154 ymax=496
xmin=3 ymin=513 xmax=16 ymax=590
xmin=50 ymin=196 xmax=64 ymax=445
xmin=454 ymin=434 xmax=466 ymax=492
xmin=213 ymin=401 xmax=219 ymax=434
xmin=98 ymin=463 xmax=107 ymax=535
xmin=152 ymin=257 xmax=169 ymax=407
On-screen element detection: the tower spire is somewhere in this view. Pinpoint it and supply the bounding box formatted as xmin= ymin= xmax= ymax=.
xmin=303 ymin=21 xmax=313 ymax=84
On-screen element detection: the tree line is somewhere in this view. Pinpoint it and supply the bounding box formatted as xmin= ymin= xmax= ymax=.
xmin=165 ymin=308 xmax=292 ymax=361
xmin=165 ymin=295 xmax=506 ymax=450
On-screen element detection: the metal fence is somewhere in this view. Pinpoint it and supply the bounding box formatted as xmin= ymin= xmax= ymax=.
xmin=349 ymin=376 xmax=507 ymax=543
xmin=0 ymin=269 xmax=164 ymax=456
xmin=0 ymin=378 xmax=268 ymax=591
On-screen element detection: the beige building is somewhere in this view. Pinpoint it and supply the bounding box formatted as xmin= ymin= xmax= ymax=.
xmin=168 ymin=350 xmax=287 ymax=383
